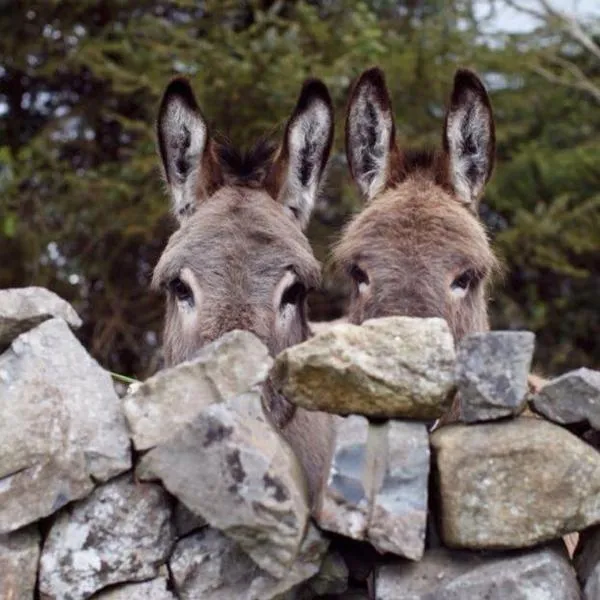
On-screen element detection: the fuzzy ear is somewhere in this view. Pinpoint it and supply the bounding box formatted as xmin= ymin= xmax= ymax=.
xmin=156 ymin=77 xmax=221 ymax=222
xmin=345 ymin=67 xmax=398 ymax=202
xmin=443 ymin=69 xmax=495 ymax=209
xmin=266 ymin=79 xmax=334 ymax=230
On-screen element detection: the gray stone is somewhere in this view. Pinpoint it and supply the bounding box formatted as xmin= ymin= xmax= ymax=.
xmin=91 ymin=574 xmax=176 ymax=599
xmin=367 ymin=421 xmax=429 ymax=560
xmin=0 ymin=319 xmax=131 ymax=534
xmin=138 ymin=392 xmax=310 ymax=578
xmin=0 ymin=525 xmax=40 ymax=600
xmin=39 ymin=474 xmax=175 ymax=600
xmin=575 ymin=526 xmax=600 ymax=600
xmin=173 ymin=501 xmax=206 ymax=537
xmin=0 ymin=286 xmax=81 ymax=350
xmin=170 ymin=524 xmax=327 ymax=600
xmin=295 ymin=549 xmax=348 ymax=598
xmin=431 ymin=417 xmax=600 ymax=549
xmin=456 ymin=331 xmax=535 ymax=422
xmin=124 ymin=330 xmax=273 ymax=450
xmin=376 ymin=543 xmax=579 ymax=600
xmin=273 ymin=316 xmax=456 ymax=419
xmin=532 ymin=367 xmax=600 ymax=430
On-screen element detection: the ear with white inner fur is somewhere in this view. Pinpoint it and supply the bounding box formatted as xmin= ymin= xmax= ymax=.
xmin=345 ymin=67 xmax=397 ymax=202
xmin=443 ymin=69 xmax=495 ymax=210
xmin=268 ymin=79 xmax=334 ymax=230
xmin=156 ymin=78 xmax=219 ymax=222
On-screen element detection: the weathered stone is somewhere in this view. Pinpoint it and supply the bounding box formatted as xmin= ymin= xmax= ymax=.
xmin=575 ymin=526 xmax=600 ymax=600
xmin=173 ymin=501 xmax=206 ymax=537
xmin=0 ymin=525 xmax=40 ymax=600
xmin=170 ymin=524 xmax=327 ymax=600
xmin=376 ymin=543 xmax=579 ymax=600
xmin=368 ymin=421 xmax=429 ymax=560
xmin=0 ymin=319 xmax=131 ymax=534
xmin=432 ymin=418 xmax=600 ymax=549
xmin=456 ymin=331 xmax=535 ymax=422
xmin=532 ymin=367 xmax=600 ymax=430
xmin=92 ymin=574 xmax=176 ymax=600
xmin=273 ymin=316 xmax=456 ymax=419
xmin=138 ymin=392 xmax=310 ymax=578
xmin=0 ymin=286 xmax=81 ymax=350
xmin=39 ymin=474 xmax=175 ymax=600
xmin=124 ymin=330 xmax=273 ymax=450
xmin=295 ymin=549 xmax=348 ymax=598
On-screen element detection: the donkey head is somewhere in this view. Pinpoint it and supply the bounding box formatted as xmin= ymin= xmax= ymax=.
xmin=153 ymin=77 xmax=334 ymax=366
xmin=336 ymin=67 xmax=499 ymax=341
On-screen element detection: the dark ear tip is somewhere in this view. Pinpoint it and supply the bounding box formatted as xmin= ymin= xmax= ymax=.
xmin=296 ymin=78 xmax=333 ymax=112
xmin=357 ymin=66 xmax=387 ymax=89
xmin=160 ymin=77 xmax=199 ymax=112
xmin=452 ymin=68 xmax=488 ymax=100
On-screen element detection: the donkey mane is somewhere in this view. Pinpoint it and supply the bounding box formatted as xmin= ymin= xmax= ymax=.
xmin=214 ymin=137 xmax=277 ymax=187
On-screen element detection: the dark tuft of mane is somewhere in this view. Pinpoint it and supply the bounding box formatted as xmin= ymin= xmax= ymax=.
xmin=402 ymin=148 xmax=438 ymax=173
xmin=215 ymin=137 xmax=277 ymax=186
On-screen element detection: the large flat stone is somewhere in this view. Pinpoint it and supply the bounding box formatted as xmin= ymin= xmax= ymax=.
xmin=532 ymin=368 xmax=600 ymax=430
xmin=0 ymin=525 xmax=40 ymax=600
xmin=273 ymin=316 xmax=456 ymax=419
xmin=431 ymin=418 xmax=600 ymax=549
xmin=575 ymin=526 xmax=600 ymax=600
xmin=456 ymin=331 xmax=535 ymax=422
xmin=376 ymin=543 xmax=579 ymax=599
xmin=39 ymin=474 xmax=175 ymax=600
xmin=92 ymin=574 xmax=176 ymax=599
xmin=124 ymin=330 xmax=273 ymax=450
xmin=0 ymin=319 xmax=131 ymax=534
xmin=138 ymin=392 xmax=310 ymax=579
xmin=0 ymin=286 xmax=81 ymax=350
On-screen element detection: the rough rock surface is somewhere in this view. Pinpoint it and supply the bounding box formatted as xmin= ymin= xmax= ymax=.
xmin=0 ymin=318 xmax=131 ymax=534
xmin=170 ymin=525 xmax=327 ymax=600
xmin=273 ymin=316 xmax=456 ymax=419
xmin=0 ymin=525 xmax=40 ymax=600
xmin=368 ymin=420 xmax=429 ymax=560
xmin=376 ymin=543 xmax=579 ymax=599
xmin=456 ymin=331 xmax=535 ymax=422
xmin=575 ymin=526 xmax=600 ymax=600
xmin=0 ymin=286 xmax=82 ymax=350
xmin=532 ymin=367 xmax=600 ymax=430
xmin=138 ymin=392 xmax=311 ymax=578
xmin=92 ymin=574 xmax=176 ymax=599
xmin=173 ymin=501 xmax=206 ymax=537
xmin=39 ymin=475 xmax=175 ymax=600
xmin=124 ymin=330 xmax=273 ymax=450
xmin=431 ymin=418 xmax=600 ymax=548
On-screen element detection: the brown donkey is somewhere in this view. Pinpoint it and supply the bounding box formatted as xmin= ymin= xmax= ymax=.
xmin=153 ymin=76 xmax=335 ymax=502
xmin=336 ymin=67 xmax=499 ymax=343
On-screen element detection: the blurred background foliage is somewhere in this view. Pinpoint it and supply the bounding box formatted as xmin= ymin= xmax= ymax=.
xmin=1 ymin=0 xmax=598 ymax=377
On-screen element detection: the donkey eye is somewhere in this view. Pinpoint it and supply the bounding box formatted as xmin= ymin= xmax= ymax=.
xmin=350 ymin=264 xmax=370 ymax=290
xmin=451 ymin=269 xmax=477 ymax=294
xmin=168 ymin=277 xmax=193 ymax=304
xmin=280 ymin=281 xmax=306 ymax=308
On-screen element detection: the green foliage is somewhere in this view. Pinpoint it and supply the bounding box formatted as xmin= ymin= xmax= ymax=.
xmin=0 ymin=0 xmax=598 ymax=376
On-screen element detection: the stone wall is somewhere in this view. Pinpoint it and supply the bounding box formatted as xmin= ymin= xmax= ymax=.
xmin=1 ymin=287 xmax=599 ymax=600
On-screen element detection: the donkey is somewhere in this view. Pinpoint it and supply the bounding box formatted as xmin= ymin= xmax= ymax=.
xmin=152 ymin=76 xmax=335 ymax=503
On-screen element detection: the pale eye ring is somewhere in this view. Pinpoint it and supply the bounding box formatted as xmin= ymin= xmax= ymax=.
xmin=350 ymin=264 xmax=370 ymax=293
xmin=450 ymin=269 xmax=477 ymax=298
xmin=168 ymin=277 xmax=194 ymax=305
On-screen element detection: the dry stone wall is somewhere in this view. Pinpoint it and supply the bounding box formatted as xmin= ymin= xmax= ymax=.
xmin=1 ymin=287 xmax=599 ymax=600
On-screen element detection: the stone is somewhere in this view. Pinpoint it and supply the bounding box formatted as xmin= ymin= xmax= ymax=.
xmin=0 ymin=318 xmax=131 ymax=534
xmin=173 ymin=501 xmax=206 ymax=537
xmin=39 ymin=474 xmax=175 ymax=600
xmin=431 ymin=417 xmax=600 ymax=549
xmin=316 ymin=417 xmax=429 ymax=560
xmin=456 ymin=331 xmax=535 ymax=422
xmin=273 ymin=316 xmax=456 ymax=419
xmin=376 ymin=543 xmax=580 ymax=600
xmin=574 ymin=526 xmax=600 ymax=600
xmin=138 ymin=392 xmax=310 ymax=578
xmin=124 ymin=330 xmax=273 ymax=450
xmin=295 ymin=549 xmax=348 ymax=598
xmin=0 ymin=525 xmax=40 ymax=600
xmin=532 ymin=367 xmax=600 ymax=430
xmin=0 ymin=286 xmax=82 ymax=350
xmin=170 ymin=524 xmax=327 ymax=600
xmin=92 ymin=574 xmax=176 ymax=599
xmin=367 ymin=420 xmax=429 ymax=560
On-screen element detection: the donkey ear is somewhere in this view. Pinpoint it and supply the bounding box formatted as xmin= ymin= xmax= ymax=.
xmin=443 ymin=69 xmax=495 ymax=209
xmin=345 ymin=67 xmax=397 ymax=202
xmin=156 ymin=78 xmax=221 ymax=222
xmin=266 ymin=79 xmax=334 ymax=230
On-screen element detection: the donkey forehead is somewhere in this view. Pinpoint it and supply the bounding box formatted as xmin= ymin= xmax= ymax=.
xmin=153 ymin=187 xmax=320 ymax=287
xmin=336 ymin=179 xmax=496 ymax=272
